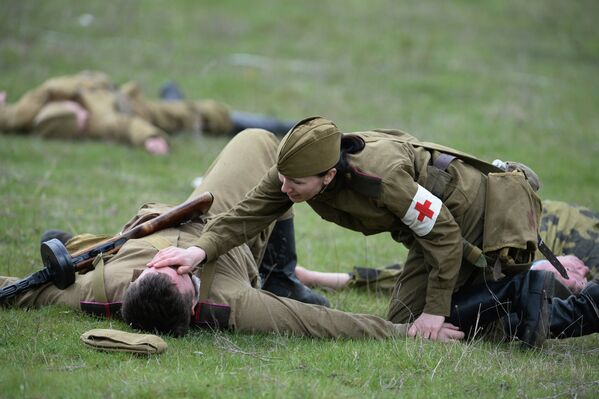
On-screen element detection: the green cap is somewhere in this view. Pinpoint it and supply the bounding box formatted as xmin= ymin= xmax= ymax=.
xmin=276 ymin=116 xmax=341 ymax=178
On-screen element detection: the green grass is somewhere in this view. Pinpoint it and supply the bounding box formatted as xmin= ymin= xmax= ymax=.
xmin=1 ymin=0 xmax=598 ymax=397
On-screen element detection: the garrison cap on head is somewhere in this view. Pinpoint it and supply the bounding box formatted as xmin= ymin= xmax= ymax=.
xmin=33 ymin=102 xmax=80 ymax=138
xmin=276 ymin=116 xmax=341 ymax=178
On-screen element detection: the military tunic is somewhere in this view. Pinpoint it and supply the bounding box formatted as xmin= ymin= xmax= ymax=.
xmin=0 ymin=71 xmax=233 ymax=148
xmin=195 ymin=130 xmax=494 ymax=321
xmin=0 ymin=129 xmax=406 ymax=340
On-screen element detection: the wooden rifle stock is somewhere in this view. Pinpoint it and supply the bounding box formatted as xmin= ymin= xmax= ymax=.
xmin=70 ymin=192 xmax=214 ymax=273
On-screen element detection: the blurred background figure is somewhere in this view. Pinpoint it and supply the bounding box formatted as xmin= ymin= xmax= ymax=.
xmin=0 ymin=71 xmax=296 ymax=155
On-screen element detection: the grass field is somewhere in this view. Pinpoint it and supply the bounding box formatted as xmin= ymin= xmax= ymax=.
xmin=1 ymin=0 xmax=598 ymax=398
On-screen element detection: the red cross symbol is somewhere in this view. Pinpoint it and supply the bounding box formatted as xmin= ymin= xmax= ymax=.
xmin=415 ymin=200 xmax=434 ymax=221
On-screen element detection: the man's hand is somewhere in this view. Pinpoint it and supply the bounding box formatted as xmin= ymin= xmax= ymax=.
xmin=147 ymin=246 xmax=206 ymax=275
xmin=407 ymin=312 xmax=446 ymax=341
xmin=436 ymin=323 xmax=465 ymax=342
xmin=144 ymin=136 xmax=170 ymax=155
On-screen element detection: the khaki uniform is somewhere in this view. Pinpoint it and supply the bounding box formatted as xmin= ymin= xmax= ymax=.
xmin=0 ymin=71 xmax=233 ymax=148
xmin=0 ymin=129 xmax=406 ymax=340
xmin=195 ymin=129 xmax=540 ymax=322
xmin=537 ymin=200 xmax=599 ymax=280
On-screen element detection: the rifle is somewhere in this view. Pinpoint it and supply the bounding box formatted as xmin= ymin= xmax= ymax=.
xmin=0 ymin=192 xmax=213 ymax=301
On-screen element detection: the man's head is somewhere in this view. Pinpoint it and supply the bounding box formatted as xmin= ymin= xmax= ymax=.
xmin=121 ymin=266 xmax=200 ymax=337
xmin=33 ymin=101 xmax=88 ymax=138
xmin=276 ymin=116 xmax=340 ymax=202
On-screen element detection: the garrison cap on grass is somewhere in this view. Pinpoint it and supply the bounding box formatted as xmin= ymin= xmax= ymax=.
xmin=33 ymin=102 xmax=80 ymax=138
xmin=276 ymin=116 xmax=341 ymax=178
xmin=80 ymin=329 xmax=167 ymax=354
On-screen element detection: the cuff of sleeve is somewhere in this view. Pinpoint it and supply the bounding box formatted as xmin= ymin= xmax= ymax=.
xmin=423 ymin=286 xmax=452 ymax=317
xmin=195 ymin=236 xmax=218 ymax=264
xmin=128 ymin=119 xmax=167 ymax=147
xmin=393 ymin=323 xmax=408 ymax=338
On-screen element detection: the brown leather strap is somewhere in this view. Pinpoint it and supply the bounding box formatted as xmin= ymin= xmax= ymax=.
xmin=433 ymin=153 xmax=457 ymax=171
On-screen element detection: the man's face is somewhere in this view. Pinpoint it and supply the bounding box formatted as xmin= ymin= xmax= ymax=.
xmin=137 ymin=266 xmax=199 ymax=310
xmin=278 ymin=169 xmax=336 ymax=203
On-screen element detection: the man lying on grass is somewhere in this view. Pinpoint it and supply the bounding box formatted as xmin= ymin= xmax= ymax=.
xmin=0 ymin=129 xmax=462 ymax=341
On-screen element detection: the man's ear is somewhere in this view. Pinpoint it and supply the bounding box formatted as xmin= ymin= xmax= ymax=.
xmin=324 ymin=168 xmax=337 ymax=185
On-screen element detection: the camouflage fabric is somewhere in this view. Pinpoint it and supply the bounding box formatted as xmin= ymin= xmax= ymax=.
xmin=537 ymin=200 xmax=599 ymax=280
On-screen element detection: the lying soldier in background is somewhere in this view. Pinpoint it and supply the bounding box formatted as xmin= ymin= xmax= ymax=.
xmin=0 ymin=71 xmax=295 ymax=155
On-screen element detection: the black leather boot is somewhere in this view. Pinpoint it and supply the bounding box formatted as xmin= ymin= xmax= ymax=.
xmin=230 ymin=111 xmax=296 ymax=136
xmin=549 ymin=281 xmax=599 ymax=338
xmin=260 ymin=218 xmax=330 ymax=307
xmin=448 ymin=270 xmax=555 ymax=348
xmin=160 ymin=81 xmax=185 ymax=101
xmin=40 ymin=229 xmax=73 ymax=245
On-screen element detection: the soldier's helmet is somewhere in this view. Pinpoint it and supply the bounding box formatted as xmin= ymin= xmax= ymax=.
xmin=33 ymin=101 xmax=82 ymax=138
xmin=276 ymin=116 xmax=341 ymax=178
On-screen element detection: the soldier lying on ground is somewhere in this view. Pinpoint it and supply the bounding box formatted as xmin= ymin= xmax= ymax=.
xmin=296 ymin=200 xmax=599 ymax=293
xmin=0 ymin=129 xmax=463 ymax=341
xmin=148 ymin=116 xmax=558 ymax=346
xmin=0 ymin=71 xmax=295 ymax=155
xmin=294 ymin=199 xmax=599 ymax=340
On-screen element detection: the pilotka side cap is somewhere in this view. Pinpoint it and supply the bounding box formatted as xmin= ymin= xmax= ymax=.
xmin=276 ymin=116 xmax=341 ymax=178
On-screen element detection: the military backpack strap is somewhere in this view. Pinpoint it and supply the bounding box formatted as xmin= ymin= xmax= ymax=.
xmin=433 ymin=153 xmax=457 ymax=171
xmin=90 ymin=254 xmax=108 ymax=303
xmin=198 ymin=263 xmax=216 ymax=301
xmin=371 ymin=130 xmax=503 ymax=175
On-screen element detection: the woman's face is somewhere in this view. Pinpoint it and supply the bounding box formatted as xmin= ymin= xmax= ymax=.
xmin=278 ymin=169 xmax=336 ymax=203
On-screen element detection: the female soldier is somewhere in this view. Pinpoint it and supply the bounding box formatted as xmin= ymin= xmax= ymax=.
xmin=148 ymin=116 xmax=553 ymax=346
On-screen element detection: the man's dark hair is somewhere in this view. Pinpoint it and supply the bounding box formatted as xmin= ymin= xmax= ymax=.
xmin=121 ymin=273 xmax=192 ymax=337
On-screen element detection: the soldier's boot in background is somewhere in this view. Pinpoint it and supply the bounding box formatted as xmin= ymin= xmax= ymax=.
xmin=40 ymin=229 xmax=73 ymax=245
xmin=159 ymin=81 xmax=295 ymax=135
xmin=448 ymin=270 xmax=555 ymax=348
xmin=160 ymin=81 xmax=185 ymax=101
xmin=260 ymin=218 xmax=330 ymax=307
xmin=230 ymin=111 xmax=296 ymax=136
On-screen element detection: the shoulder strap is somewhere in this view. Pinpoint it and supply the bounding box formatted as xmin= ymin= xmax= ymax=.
xmin=370 ymin=129 xmax=503 ymax=175
xmin=91 ymin=254 xmax=108 ymax=303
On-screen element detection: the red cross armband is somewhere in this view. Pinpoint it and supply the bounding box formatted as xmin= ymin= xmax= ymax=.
xmin=401 ymin=185 xmax=442 ymax=236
